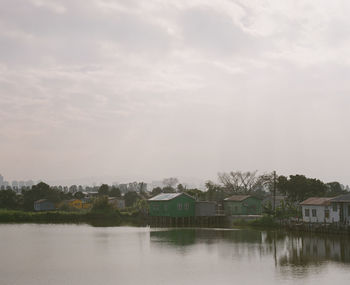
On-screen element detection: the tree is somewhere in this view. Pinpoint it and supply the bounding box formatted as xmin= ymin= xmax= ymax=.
xmin=177 ymin=184 xmax=185 ymax=192
xmin=98 ymin=184 xmax=109 ymax=196
xmin=124 ymin=191 xmax=139 ymax=207
xmin=22 ymin=182 xmax=62 ymax=210
xmin=110 ymin=186 xmax=121 ymax=197
xmin=205 ymin=181 xmax=225 ymax=201
xmin=91 ymin=196 xmax=113 ymax=212
xmin=185 ymin=189 xmax=205 ymax=200
xmin=162 ymin=177 xmax=178 ymax=188
xmin=74 ymin=191 xmax=85 ymax=199
xmin=150 ymin=187 xmax=162 ymax=197
xmin=162 ymin=186 xmax=176 ymax=193
xmin=0 ymin=189 xmax=18 ymax=209
xmin=325 ymin=182 xmax=347 ymax=196
xmin=218 ymin=171 xmax=263 ymax=194
xmin=277 ymin=175 xmax=327 ymax=202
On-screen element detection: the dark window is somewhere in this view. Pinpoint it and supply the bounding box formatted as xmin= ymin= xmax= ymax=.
xmin=333 ymin=204 xmax=337 ymax=212
xmin=325 ymin=209 xmax=329 ymax=219
xmin=348 ymin=205 xmax=350 ymax=216
xmin=305 ymin=209 xmax=310 ymax=217
xmin=177 ymin=203 xmax=182 ymax=210
xmin=312 ymin=209 xmax=317 ymax=217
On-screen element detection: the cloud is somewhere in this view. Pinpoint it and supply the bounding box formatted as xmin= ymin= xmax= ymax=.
xmin=1 ymin=0 xmax=350 ymax=184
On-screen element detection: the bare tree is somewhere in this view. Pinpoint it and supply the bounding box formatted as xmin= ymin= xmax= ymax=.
xmin=218 ymin=170 xmax=266 ymax=194
xmin=162 ymin=177 xmax=179 ymax=188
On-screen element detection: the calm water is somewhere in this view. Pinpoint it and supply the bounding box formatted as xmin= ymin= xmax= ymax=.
xmin=1 ymin=224 xmax=350 ymax=285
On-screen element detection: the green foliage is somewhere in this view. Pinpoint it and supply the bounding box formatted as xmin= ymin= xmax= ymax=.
xmin=98 ymin=184 xmax=109 ymax=196
xmin=177 ymin=184 xmax=185 ymax=192
xmin=109 ymin=186 xmax=121 ymax=197
xmin=204 ymin=181 xmax=226 ymax=201
xmin=134 ymin=199 xmax=149 ymax=214
xmin=91 ymin=196 xmax=113 ymax=212
xmin=249 ymin=215 xmax=279 ymax=228
xmin=150 ymin=187 xmax=162 ymax=197
xmin=124 ymin=191 xmax=139 ymax=207
xmin=0 ymin=209 xmax=122 ymax=225
xmin=0 ymin=190 xmax=18 ymax=209
xmin=22 ymin=182 xmax=69 ymax=211
xmin=277 ymin=175 xmax=340 ymax=202
xmin=263 ymin=199 xmax=301 ymax=219
xmin=74 ymin=191 xmax=85 ymax=199
xmin=185 ymin=189 xmax=205 ymax=200
xmin=162 ymin=186 xmax=176 ymax=193
xmin=325 ymin=182 xmax=347 ymax=196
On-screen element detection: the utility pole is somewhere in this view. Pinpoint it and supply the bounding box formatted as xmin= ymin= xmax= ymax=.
xmin=273 ymin=171 xmax=277 ymax=214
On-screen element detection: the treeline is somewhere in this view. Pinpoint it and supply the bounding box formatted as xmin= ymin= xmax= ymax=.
xmin=150 ymin=171 xmax=349 ymax=204
xmin=0 ymin=182 xmax=147 ymax=211
xmin=0 ymin=172 xmax=349 ymax=212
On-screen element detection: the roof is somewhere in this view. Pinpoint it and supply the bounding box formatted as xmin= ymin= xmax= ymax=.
xmin=331 ymin=193 xmax=350 ymax=203
xmin=149 ymin=193 xmax=194 ymax=201
xmin=108 ymin=197 xmax=124 ymax=201
xmin=300 ymin=197 xmax=333 ymax=206
xmin=34 ymin=199 xmax=50 ymax=204
xmin=224 ymin=195 xmax=254 ymax=202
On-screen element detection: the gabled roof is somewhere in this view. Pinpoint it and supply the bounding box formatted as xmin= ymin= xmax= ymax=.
xmin=224 ymin=195 xmax=254 ymax=201
xmin=331 ymin=193 xmax=350 ymax=203
xmin=300 ymin=197 xmax=333 ymax=206
xmin=149 ymin=193 xmax=194 ymax=201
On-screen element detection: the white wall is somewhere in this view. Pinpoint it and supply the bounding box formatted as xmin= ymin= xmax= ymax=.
xmin=302 ymin=204 xmax=339 ymax=223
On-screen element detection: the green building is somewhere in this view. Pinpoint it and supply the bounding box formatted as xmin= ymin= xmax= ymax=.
xmin=148 ymin=193 xmax=195 ymax=217
xmin=224 ymin=195 xmax=262 ymax=215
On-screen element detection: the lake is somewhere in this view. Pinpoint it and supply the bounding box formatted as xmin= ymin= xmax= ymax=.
xmin=1 ymin=224 xmax=350 ymax=285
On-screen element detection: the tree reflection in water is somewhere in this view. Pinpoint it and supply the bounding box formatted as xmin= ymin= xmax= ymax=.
xmin=150 ymin=228 xmax=350 ymax=277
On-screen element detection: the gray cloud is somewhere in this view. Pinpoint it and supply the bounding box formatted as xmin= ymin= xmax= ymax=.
xmin=1 ymin=0 xmax=350 ymax=185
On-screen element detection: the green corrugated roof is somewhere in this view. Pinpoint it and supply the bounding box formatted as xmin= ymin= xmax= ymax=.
xmin=149 ymin=193 xmax=195 ymax=201
xmin=149 ymin=193 xmax=182 ymax=201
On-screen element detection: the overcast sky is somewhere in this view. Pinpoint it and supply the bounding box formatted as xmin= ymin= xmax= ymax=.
xmin=1 ymin=0 xmax=350 ymax=185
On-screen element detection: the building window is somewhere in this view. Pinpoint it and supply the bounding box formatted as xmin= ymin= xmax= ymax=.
xmin=177 ymin=203 xmax=182 ymax=210
xmin=325 ymin=209 xmax=329 ymax=219
xmin=312 ymin=209 xmax=317 ymax=217
xmin=184 ymin=203 xmax=189 ymax=210
xmin=234 ymin=206 xmax=238 ymax=213
xmin=305 ymin=209 xmax=310 ymax=217
xmin=348 ymin=205 xmax=350 ymax=216
xmin=333 ymin=204 xmax=337 ymax=212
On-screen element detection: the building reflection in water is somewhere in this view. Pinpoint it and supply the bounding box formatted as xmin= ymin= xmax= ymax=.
xmin=150 ymin=228 xmax=350 ymax=276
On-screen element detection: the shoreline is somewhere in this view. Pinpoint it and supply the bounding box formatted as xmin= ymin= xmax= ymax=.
xmin=1 ymin=210 xmax=350 ymax=237
xmin=0 ymin=209 xmax=145 ymax=227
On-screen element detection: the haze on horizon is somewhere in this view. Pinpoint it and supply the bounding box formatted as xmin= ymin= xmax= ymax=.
xmin=1 ymin=0 xmax=350 ymax=186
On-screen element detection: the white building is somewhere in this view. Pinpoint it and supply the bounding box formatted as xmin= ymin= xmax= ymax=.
xmin=300 ymin=197 xmax=339 ymax=223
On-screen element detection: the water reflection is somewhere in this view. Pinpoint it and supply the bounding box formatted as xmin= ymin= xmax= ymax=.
xmin=150 ymin=228 xmax=350 ymax=275
xmin=279 ymin=233 xmax=350 ymax=265
xmin=151 ymin=228 xmax=264 ymax=245
xmin=1 ymin=225 xmax=350 ymax=285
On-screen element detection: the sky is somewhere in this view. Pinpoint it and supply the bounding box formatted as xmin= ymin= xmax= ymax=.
xmin=1 ymin=0 xmax=350 ymax=186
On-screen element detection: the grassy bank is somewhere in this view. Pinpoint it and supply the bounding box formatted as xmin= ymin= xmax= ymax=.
xmin=0 ymin=209 xmax=145 ymax=226
xmin=231 ymin=215 xmax=280 ymax=229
